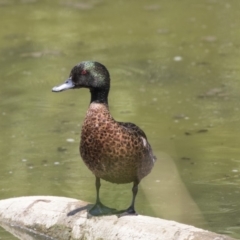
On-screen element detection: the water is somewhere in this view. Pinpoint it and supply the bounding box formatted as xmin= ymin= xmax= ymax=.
xmin=0 ymin=0 xmax=240 ymax=239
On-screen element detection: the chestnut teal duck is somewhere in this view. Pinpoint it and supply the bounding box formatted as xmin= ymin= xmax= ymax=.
xmin=52 ymin=61 xmax=156 ymax=216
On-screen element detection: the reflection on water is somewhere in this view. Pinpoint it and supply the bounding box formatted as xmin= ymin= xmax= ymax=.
xmin=0 ymin=0 xmax=240 ymax=239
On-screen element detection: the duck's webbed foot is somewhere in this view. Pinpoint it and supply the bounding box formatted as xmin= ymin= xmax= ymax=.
xmin=117 ymin=205 xmax=138 ymax=217
xmin=88 ymin=201 xmax=118 ymax=216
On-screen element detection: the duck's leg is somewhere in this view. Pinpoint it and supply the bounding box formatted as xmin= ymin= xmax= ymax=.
xmin=126 ymin=180 xmax=139 ymax=214
xmin=88 ymin=177 xmax=117 ymax=216
xmin=118 ymin=180 xmax=139 ymax=216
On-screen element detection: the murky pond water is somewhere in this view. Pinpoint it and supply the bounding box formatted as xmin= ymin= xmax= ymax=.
xmin=0 ymin=0 xmax=240 ymax=239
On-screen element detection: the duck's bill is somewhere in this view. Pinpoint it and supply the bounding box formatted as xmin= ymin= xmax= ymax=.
xmin=52 ymin=78 xmax=75 ymax=92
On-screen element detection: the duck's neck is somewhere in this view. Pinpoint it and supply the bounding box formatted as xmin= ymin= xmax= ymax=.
xmin=90 ymin=88 xmax=109 ymax=105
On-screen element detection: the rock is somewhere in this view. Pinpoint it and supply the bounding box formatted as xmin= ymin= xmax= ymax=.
xmin=0 ymin=196 xmax=236 ymax=240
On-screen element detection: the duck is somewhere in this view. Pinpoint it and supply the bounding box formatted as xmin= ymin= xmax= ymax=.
xmin=52 ymin=61 xmax=156 ymax=216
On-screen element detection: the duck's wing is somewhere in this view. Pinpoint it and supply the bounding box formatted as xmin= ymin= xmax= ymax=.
xmin=118 ymin=122 xmax=157 ymax=162
xmin=118 ymin=122 xmax=147 ymax=138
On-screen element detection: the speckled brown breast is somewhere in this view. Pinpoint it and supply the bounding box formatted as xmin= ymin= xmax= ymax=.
xmin=80 ymin=103 xmax=154 ymax=184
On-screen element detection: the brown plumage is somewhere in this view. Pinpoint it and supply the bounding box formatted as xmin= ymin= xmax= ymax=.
xmin=52 ymin=61 xmax=156 ymax=216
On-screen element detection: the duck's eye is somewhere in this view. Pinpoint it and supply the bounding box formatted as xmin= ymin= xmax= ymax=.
xmin=81 ymin=70 xmax=87 ymax=75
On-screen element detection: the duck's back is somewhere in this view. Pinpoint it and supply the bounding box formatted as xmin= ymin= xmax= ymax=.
xmin=80 ymin=103 xmax=155 ymax=184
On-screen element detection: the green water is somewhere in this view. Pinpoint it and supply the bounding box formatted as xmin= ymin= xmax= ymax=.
xmin=0 ymin=0 xmax=240 ymax=239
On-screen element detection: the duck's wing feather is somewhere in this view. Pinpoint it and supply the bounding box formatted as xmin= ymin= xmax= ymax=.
xmin=118 ymin=122 xmax=147 ymax=138
xmin=118 ymin=122 xmax=157 ymax=162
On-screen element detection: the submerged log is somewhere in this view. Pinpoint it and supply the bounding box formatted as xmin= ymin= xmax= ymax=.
xmin=0 ymin=196 xmax=235 ymax=240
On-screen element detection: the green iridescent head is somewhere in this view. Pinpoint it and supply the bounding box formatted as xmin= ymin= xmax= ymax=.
xmin=52 ymin=61 xmax=111 ymax=104
xmin=52 ymin=61 xmax=110 ymax=92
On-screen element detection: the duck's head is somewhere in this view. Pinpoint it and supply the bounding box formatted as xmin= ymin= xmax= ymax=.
xmin=52 ymin=61 xmax=110 ymax=104
xmin=52 ymin=61 xmax=110 ymax=92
